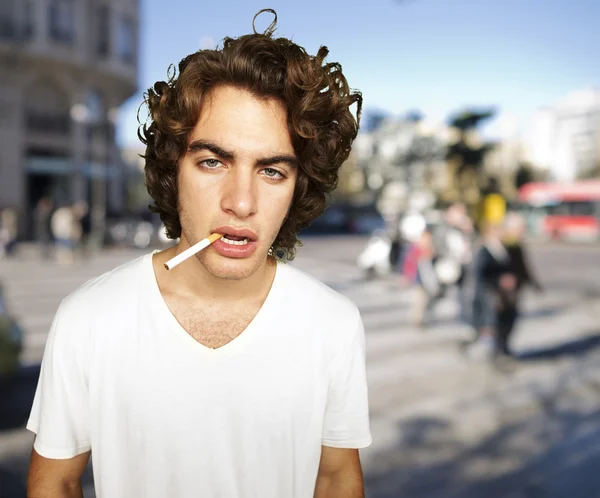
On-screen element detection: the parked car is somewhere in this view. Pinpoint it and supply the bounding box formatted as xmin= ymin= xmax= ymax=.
xmin=301 ymin=205 xmax=351 ymax=235
xmin=347 ymin=207 xmax=386 ymax=234
xmin=301 ymin=203 xmax=387 ymax=236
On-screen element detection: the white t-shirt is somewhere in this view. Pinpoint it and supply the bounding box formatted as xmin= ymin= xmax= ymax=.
xmin=27 ymin=252 xmax=371 ymax=498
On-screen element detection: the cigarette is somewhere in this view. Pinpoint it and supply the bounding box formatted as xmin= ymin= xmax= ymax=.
xmin=164 ymin=233 xmax=222 ymax=270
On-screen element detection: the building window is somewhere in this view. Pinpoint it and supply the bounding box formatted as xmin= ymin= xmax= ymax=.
xmin=23 ymin=0 xmax=34 ymax=39
xmin=96 ymin=5 xmax=110 ymax=57
xmin=49 ymin=0 xmax=75 ymax=44
xmin=117 ymin=16 xmax=135 ymax=63
xmin=0 ymin=0 xmax=35 ymax=41
xmin=25 ymin=79 xmax=71 ymax=135
xmin=0 ymin=0 xmax=16 ymax=39
xmin=26 ymin=113 xmax=71 ymax=134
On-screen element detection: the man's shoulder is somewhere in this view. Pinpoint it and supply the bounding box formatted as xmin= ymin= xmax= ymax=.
xmin=59 ymin=253 xmax=149 ymax=319
xmin=277 ymin=262 xmax=360 ymax=321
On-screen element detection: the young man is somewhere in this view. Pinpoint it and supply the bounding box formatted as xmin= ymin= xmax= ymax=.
xmin=26 ymin=10 xmax=371 ymax=498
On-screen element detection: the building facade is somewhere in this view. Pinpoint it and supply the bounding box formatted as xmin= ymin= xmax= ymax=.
xmin=525 ymin=89 xmax=600 ymax=182
xmin=0 ymin=0 xmax=138 ymax=238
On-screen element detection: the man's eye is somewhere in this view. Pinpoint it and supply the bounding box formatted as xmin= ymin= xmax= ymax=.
xmin=199 ymin=159 xmax=221 ymax=169
xmin=263 ymin=168 xmax=285 ymax=179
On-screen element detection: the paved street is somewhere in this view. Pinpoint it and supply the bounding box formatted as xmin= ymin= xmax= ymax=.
xmin=1 ymin=236 xmax=599 ymax=498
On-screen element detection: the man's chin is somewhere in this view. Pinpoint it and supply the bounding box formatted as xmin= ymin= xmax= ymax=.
xmin=197 ymin=252 xmax=265 ymax=281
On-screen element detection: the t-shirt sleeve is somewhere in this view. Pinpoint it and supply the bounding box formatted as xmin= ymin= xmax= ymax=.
xmin=322 ymin=314 xmax=372 ymax=449
xmin=26 ymin=300 xmax=92 ymax=459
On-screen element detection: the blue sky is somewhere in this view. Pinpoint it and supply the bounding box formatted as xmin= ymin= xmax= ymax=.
xmin=116 ymin=0 xmax=600 ymax=148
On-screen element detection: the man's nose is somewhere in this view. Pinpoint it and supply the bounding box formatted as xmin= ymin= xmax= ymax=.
xmin=220 ymin=168 xmax=257 ymax=219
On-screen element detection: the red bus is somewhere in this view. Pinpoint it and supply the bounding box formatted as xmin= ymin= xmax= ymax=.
xmin=518 ymin=180 xmax=600 ymax=241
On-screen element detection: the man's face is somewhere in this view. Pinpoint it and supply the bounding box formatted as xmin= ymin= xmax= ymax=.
xmin=177 ymin=85 xmax=297 ymax=280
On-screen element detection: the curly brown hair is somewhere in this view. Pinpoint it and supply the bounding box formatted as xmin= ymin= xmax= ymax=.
xmin=138 ymin=11 xmax=362 ymax=260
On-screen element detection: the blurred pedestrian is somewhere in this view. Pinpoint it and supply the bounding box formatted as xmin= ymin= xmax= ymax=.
xmin=50 ymin=204 xmax=76 ymax=265
xmin=497 ymin=212 xmax=544 ymax=356
xmin=0 ymin=207 xmax=19 ymax=259
xmin=27 ymin=11 xmax=371 ymax=498
xmin=71 ymin=201 xmax=90 ymax=258
xmin=404 ymin=228 xmax=442 ymax=328
xmin=33 ymin=197 xmax=53 ymax=260
xmin=503 ymin=212 xmax=543 ymax=291
xmin=468 ymin=222 xmax=517 ymax=361
xmin=432 ymin=203 xmax=474 ymax=323
xmin=79 ymin=201 xmax=92 ymax=253
xmin=389 ymin=213 xmax=404 ymax=270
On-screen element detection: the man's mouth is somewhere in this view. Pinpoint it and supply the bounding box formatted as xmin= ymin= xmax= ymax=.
xmin=220 ymin=235 xmax=249 ymax=246
xmin=213 ymin=226 xmax=258 ymax=246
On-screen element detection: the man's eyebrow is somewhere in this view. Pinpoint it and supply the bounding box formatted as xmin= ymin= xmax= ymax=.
xmin=256 ymin=155 xmax=298 ymax=169
xmin=189 ymin=139 xmax=298 ymax=169
xmin=188 ymin=140 xmax=235 ymax=159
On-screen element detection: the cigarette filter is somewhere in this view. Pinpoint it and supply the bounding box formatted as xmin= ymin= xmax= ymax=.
xmin=164 ymin=233 xmax=222 ymax=270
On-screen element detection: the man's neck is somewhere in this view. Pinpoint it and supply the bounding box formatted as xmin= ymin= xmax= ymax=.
xmin=154 ymin=246 xmax=276 ymax=304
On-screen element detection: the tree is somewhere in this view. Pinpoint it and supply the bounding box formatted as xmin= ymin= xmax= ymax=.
xmin=514 ymin=162 xmax=535 ymax=190
xmin=444 ymin=108 xmax=496 ymax=203
xmin=449 ymin=109 xmax=495 ymax=131
xmin=405 ymin=110 xmax=424 ymax=123
xmin=362 ymin=109 xmax=390 ymax=133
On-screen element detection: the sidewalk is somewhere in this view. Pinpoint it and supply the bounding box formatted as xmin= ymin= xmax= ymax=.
xmin=361 ymin=287 xmax=600 ymax=498
xmin=2 ymin=241 xmax=599 ymax=498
